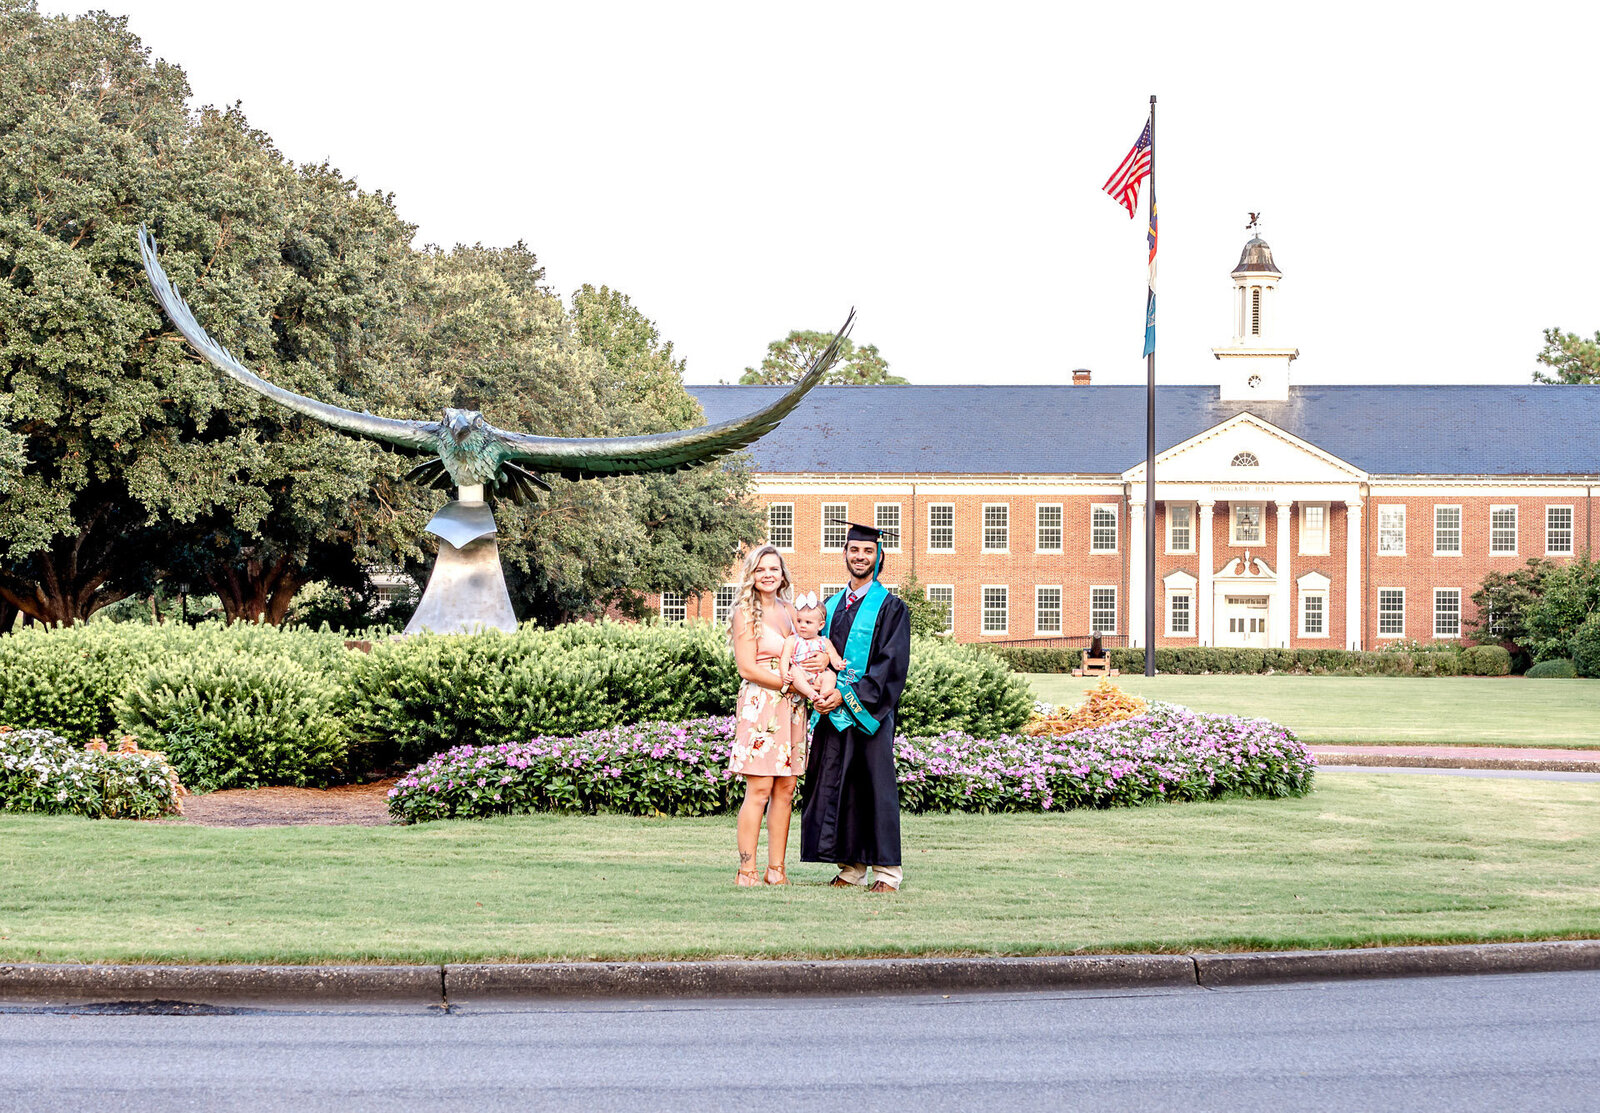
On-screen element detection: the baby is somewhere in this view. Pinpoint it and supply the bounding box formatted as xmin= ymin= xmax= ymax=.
xmin=781 ymin=593 xmax=846 ymax=705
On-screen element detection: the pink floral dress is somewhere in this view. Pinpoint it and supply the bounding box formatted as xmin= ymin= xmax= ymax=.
xmin=728 ymin=607 xmax=808 ymax=777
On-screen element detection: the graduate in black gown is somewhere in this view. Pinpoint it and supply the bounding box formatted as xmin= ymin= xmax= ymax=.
xmin=799 ymin=521 xmax=911 ymax=892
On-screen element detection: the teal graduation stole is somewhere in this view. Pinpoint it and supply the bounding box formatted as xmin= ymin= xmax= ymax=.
xmin=810 ymin=580 xmax=887 ymax=736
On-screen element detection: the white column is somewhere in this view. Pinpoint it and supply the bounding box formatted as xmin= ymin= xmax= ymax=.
xmin=1274 ymin=500 xmax=1293 ymax=648
xmin=1197 ymin=501 xmax=1215 ymax=646
xmin=1345 ymin=500 xmax=1363 ymax=650
xmin=1128 ymin=501 xmax=1146 ymax=647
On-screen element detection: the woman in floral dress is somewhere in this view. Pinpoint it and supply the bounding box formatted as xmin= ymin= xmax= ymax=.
xmin=727 ymin=543 xmax=809 ymax=886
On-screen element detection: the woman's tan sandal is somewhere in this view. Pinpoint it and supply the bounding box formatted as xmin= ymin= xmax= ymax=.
xmin=764 ymin=866 xmax=790 ymax=886
xmin=736 ymin=867 xmax=763 ymax=887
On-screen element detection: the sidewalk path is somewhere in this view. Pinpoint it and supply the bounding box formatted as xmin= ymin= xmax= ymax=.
xmin=1311 ymin=745 xmax=1600 ymax=772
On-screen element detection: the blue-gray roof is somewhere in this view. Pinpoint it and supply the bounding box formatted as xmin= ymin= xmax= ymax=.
xmin=689 ymin=385 xmax=1600 ymax=476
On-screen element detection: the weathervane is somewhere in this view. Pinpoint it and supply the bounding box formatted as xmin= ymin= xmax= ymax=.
xmin=1246 ymin=212 xmax=1261 ymax=233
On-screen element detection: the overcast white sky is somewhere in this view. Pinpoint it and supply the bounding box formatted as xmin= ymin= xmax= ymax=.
xmin=53 ymin=1 xmax=1600 ymax=387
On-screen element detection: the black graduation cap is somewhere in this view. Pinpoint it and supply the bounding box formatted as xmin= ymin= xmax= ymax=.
xmin=827 ymin=518 xmax=900 ymax=544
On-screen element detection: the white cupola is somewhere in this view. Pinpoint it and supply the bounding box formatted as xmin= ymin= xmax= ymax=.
xmin=1213 ymin=227 xmax=1298 ymax=401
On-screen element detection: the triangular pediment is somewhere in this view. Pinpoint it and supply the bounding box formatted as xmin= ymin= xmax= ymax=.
xmin=1122 ymin=412 xmax=1368 ymax=485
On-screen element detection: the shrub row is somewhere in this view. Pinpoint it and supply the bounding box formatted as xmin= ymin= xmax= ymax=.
xmin=2 ymin=622 xmax=1034 ymax=787
xmin=0 ymin=623 xmax=353 ymax=746
xmin=386 ymin=707 xmax=1314 ymax=824
xmin=1571 ymin=614 xmax=1600 ymax=678
xmin=0 ymin=727 xmax=183 ymax=819
xmin=992 ymin=643 xmax=1513 ymax=677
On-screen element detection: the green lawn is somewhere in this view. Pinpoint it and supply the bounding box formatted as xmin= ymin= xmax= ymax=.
xmin=2 ymin=774 xmax=1596 ymax=964
xmin=1028 ymin=674 xmax=1600 ymax=749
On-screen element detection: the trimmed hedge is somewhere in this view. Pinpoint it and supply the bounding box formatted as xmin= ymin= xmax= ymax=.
xmin=992 ymin=643 xmax=1512 ymax=677
xmin=1526 ymin=657 xmax=1578 ymax=679
xmin=116 ymin=648 xmax=350 ymax=792
xmin=343 ymin=623 xmax=1034 ymax=767
xmin=898 ymin=638 xmax=1034 ymax=738
xmin=1571 ymin=615 xmax=1600 ymax=678
xmin=0 ymin=623 xmax=353 ymax=745
xmin=0 ymin=621 xmax=1035 ymax=784
xmin=386 ymin=706 xmax=1314 ymax=823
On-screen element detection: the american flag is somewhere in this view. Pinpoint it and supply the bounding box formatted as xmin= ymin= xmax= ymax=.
xmin=1103 ymin=121 xmax=1152 ymax=218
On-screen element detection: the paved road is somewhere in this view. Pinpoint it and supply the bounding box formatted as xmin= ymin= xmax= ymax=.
xmin=3 ymin=971 xmax=1597 ymax=1111
xmin=1318 ymin=764 xmax=1600 ymax=782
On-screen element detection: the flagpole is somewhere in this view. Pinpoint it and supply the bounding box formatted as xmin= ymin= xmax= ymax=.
xmin=1143 ymin=94 xmax=1157 ymax=677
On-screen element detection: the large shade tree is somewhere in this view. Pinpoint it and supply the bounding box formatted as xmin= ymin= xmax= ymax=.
xmin=572 ymin=284 xmax=764 ymax=617
xmin=1 ymin=2 xmax=767 ymax=630
xmin=739 ymin=329 xmax=906 ymax=385
xmin=0 ymin=3 xmax=416 ymax=625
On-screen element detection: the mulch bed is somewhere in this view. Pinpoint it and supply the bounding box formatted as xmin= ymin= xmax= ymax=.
xmin=172 ymin=779 xmax=398 ymax=827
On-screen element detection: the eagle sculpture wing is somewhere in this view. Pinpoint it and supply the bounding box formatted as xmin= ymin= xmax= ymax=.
xmin=138 ymin=226 xmax=438 ymax=452
xmin=494 ymin=310 xmax=854 ymax=480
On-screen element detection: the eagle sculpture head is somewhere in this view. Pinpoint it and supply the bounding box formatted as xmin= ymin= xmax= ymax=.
xmin=443 ymin=408 xmax=487 ymax=446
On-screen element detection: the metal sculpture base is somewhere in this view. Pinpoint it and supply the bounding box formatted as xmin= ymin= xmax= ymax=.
xmin=404 ymin=498 xmax=517 ymax=635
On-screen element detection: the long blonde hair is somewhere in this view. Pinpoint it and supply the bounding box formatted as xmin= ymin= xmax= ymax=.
xmin=727 ymin=543 xmax=793 ymax=647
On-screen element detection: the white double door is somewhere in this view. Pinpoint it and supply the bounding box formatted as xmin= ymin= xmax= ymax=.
xmin=1219 ymin=594 xmax=1270 ymax=648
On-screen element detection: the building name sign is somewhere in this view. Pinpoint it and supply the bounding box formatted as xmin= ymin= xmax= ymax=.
xmin=1210 ymin=485 xmax=1276 ymax=496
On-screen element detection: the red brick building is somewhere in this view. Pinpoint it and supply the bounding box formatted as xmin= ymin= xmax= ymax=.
xmin=665 ymin=235 xmax=1597 ymax=650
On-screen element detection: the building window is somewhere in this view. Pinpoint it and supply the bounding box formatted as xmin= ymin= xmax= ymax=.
xmin=1434 ymin=589 xmax=1462 ymax=638
xmin=1300 ymin=503 xmax=1328 ymax=555
xmin=1490 ymin=506 xmax=1518 ymax=554
xmin=1090 ymin=505 xmax=1118 ymax=552
xmin=875 ymin=503 xmax=901 ymax=552
xmin=981 ymin=586 xmax=1008 ymax=634
xmin=1167 ymin=504 xmax=1193 ymax=553
xmin=1230 ymin=452 xmax=1259 ymax=467
xmin=983 ymin=504 xmax=1009 ymax=551
xmin=1230 ymin=502 xmax=1263 ymax=545
xmin=820 ymin=583 xmax=846 ymax=600
xmin=1250 ymin=287 xmax=1261 ymax=335
xmin=1167 ymin=591 xmax=1192 ymax=635
xmin=713 ymin=585 xmax=737 ymax=626
xmin=1300 ymin=592 xmax=1326 ymax=637
xmin=660 ymin=591 xmax=687 ymax=624
xmin=927 ymin=503 xmax=954 ymax=551
xmin=1547 ymin=506 xmax=1575 ymax=555
xmin=1378 ymin=506 xmax=1406 ymax=555
xmin=1036 ymin=504 xmax=1063 ymax=552
xmin=1378 ymin=588 xmax=1405 ymax=637
xmin=1035 ymin=586 xmax=1063 ymax=635
xmin=767 ymin=503 xmax=793 ymax=551
xmin=1434 ymin=506 xmax=1462 ymax=555
xmin=1090 ymin=586 xmax=1117 ymax=634
xmin=821 ymin=503 xmax=847 ymax=551
xmin=925 ymin=585 xmax=954 ymax=635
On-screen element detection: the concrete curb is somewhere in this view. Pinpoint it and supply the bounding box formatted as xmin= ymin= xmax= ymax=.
xmin=0 ymin=963 xmax=442 ymax=1006
xmin=445 ymin=954 xmax=1194 ymax=1001
xmin=1193 ymin=939 xmax=1600 ymax=986
xmin=3 ymin=941 xmax=1597 ymax=1006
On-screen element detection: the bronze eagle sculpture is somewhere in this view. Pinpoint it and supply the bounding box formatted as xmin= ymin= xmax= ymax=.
xmin=138 ymin=226 xmax=852 ymax=504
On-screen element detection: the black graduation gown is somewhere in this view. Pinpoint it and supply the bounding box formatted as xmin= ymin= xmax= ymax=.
xmin=800 ymin=590 xmax=911 ymax=867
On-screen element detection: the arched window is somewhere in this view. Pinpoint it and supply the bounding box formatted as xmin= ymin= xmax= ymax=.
xmin=1231 ymin=452 xmax=1260 ymax=467
xmin=1250 ymin=288 xmax=1261 ymax=335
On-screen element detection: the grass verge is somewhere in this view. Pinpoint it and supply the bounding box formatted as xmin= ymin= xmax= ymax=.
xmin=1027 ymin=674 xmax=1600 ymax=748
xmin=1 ymin=774 xmax=1596 ymax=964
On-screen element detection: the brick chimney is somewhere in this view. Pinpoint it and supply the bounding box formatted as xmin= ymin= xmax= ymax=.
xmin=1071 ymin=368 xmax=1092 ymax=386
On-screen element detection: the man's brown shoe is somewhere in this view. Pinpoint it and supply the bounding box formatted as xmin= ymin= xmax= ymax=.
xmin=868 ymin=881 xmax=898 ymax=893
xmin=829 ymin=876 xmax=855 ymax=888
